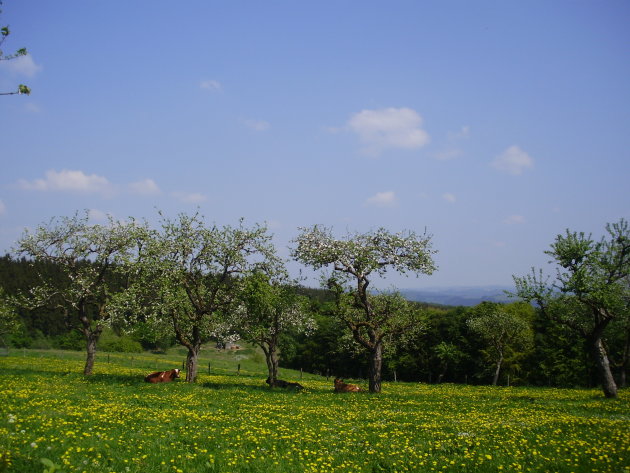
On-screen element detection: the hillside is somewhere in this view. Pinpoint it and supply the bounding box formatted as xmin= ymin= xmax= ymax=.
xmin=401 ymin=285 xmax=513 ymax=306
xmin=2 ymin=350 xmax=627 ymax=473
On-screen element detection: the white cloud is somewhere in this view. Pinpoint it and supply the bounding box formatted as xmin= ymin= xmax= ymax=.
xmin=172 ymin=192 xmax=207 ymax=204
xmin=348 ymin=107 xmax=430 ymax=156
xmin=0 ymin=199 xmax=6 ymax=216
xmin=0 ymin=54 xmax=42 ymax=77
xmin=442 ymin=193 xmax=456 ymax=203
xmin=18 ymin=170 xmax=113 ymax=195
xmin=244 ymin=119 xmax=271 ymax=131
xmin=366 ymin=191 xmax=397 ymax=207
xmin=200 ymin=79 xmax=222 ymax=91
xmin=492 ymin=146 xmax=534 ymax=175
xmin=503 ymin=214 xmax=526 ymax=225
xmin=88 ymin=209 xmax=108 ymax=222
xmin=129 ymin=178 xmax=161 ymax=195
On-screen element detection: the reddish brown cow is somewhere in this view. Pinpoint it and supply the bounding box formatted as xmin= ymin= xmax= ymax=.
xmin=334 ymin=377 xmax=362 ymax=393
xmin=144 ymin=368 xmax=180 ymax=383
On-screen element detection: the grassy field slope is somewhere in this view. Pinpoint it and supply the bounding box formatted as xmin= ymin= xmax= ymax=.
xmin=1 ymin=349 xmax=629 ymax=472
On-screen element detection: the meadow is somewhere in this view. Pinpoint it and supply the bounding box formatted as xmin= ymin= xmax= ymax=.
xmin=0 ymin=349 xmax=628 ymax=473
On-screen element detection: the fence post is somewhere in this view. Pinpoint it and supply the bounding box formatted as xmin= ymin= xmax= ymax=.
xmin=300 ymin=368 xmax=303 ymax=380
xmin=237 ymin=363 xmax=241 ymax=375
xmin=208 ymin=362 xmax=211 ymax=374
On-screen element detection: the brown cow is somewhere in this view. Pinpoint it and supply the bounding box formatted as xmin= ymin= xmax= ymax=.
xmin=334 ymin=377 xmax=362 ymax=393
xmin=144 ymin=368 xmax=180 ymax=383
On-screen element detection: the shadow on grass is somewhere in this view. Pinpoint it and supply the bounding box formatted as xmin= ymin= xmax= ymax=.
xmin=202 ymin=380 xmax=267 ymax=391
xmin=84 ymin=372 xmax=146 ymax=385
xmin=4 ymin=366 xmax=77 ymax=378
xmin=201 ymin=379 xmax=309 ymax=394
xmin=4 ymin=365 xmax=148 ymax=386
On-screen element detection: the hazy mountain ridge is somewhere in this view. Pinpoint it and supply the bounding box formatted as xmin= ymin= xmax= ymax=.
xmin=401 ymin=285 xmax=514 ymax=307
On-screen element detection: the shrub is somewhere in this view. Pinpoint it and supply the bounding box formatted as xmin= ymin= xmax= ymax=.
xmin=130 ymin=322 xmax=175 ymax=353
xmin=53 ymin=331 xmax=84 ymax=351
xmin=9 ymin=327 xmax=32 ymax=348
xmin=98 ymin=328 xmax=143 ymax=353
xmin=30 ymin=330 xmax=53 ymax=350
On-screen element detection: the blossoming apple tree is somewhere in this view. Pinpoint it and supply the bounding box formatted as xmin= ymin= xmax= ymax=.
xmin=292 ymin=225 xmax=437 ymax=392
xmin=14 ymin=212 xmax=140 ymax=375
xmin=121 ymin=212 xmax=280 ymax=383
xmin=237 ymin=271 xmax=315 ymax=385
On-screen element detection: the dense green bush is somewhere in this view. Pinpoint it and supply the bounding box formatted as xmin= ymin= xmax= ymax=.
xmin=29 ymin=330 xmax=54 ymax=350
xmin=98 ymin=328 xmax=143 ymax=353
xmin=9 ymin=324 xmax=32 ymax=348
xmin=53 ymin=330 xmax=84 ymax=351
xmin=127 ymin=322 xmax=176 ymax=353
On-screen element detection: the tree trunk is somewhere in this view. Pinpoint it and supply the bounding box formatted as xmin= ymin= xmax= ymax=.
xmin=80 ymin=305 xmax=102 ymax=376
xmin=437 ymin=362 xmax=448 ymax=384
xmin=185 ymin=346 xmax=200 ymax=383
xmin=83 ymin=331 xmax=99 ymax=376
xmin=591 ymin=336 xmax=618 ymax=398
xmin=492 ymin=352 xmax=503 ymax=386
xmin=173 ymin=319 xmax=202 ymax=383
xmin=263 ymin=343 xmax=279 ymax=384
xmin=621 ymin=328 xmax=629 ymax=388
xmin=368 ymin=342 xmax=383 ymax=393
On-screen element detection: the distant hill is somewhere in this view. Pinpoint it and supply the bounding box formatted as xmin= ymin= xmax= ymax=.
xmin=401 ymin=285 xmax=514 ymax=307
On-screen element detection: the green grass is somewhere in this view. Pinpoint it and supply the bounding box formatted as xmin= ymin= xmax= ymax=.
xmin=1 ymin=349 xmax=629 ymax=473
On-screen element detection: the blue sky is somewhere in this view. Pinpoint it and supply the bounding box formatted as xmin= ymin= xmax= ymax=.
xmin=1 ymin=1 xmax=629 ymax=289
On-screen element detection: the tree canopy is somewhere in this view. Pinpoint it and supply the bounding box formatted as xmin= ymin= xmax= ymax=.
xmin=13 ymin=212 xmax=140 ymax=374
xmin=513 ymin=218 xmax=630 ymax=398
xmin=0 ymin=2 xmax=31 ymax=96
xmin=292 ymin=225 xmax=436 ymax=392
xmin=238 ymin=271 xmax=315 ymax=384
xmin=120 ymin=212 xmax=281 ymax=382
xmin=467 ymin=301 xmax=534 ymax=385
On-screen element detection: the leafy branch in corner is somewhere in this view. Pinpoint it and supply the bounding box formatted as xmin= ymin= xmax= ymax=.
xmin=0 ymin=2 xmax=31 ymax=96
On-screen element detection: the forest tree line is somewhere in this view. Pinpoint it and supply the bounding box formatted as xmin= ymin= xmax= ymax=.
xmin=5 ymin=254 xmax=625 ymax=390
xmin=0 ymin=212 xmax=628 ymax=397
xmin=2 ymin=253 xmax=627 ymax=390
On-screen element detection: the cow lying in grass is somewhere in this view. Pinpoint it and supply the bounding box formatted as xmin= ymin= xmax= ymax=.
xmin=144 ymin=369 xmax=180 ymax=383
xmin=334 ymin=377 xmax=362 ymax=393
xmin=266 ymin=377 xmax=304 ymax=390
